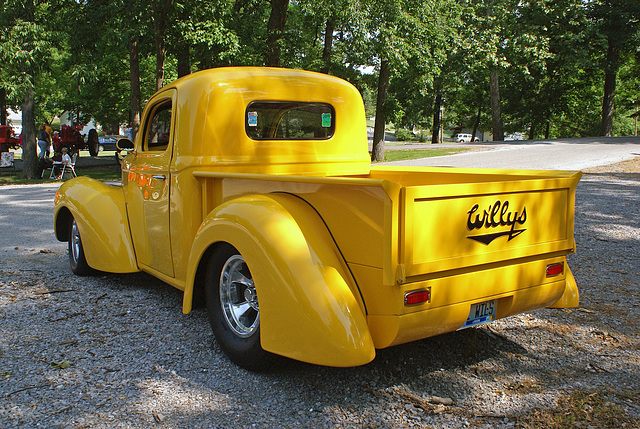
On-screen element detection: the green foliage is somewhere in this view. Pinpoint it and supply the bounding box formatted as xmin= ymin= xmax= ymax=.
xmin=0 ymin=1 xmax=56 ymax=107
xmin=394 ymin=128 xmax=415 ymax=142
xmin=0 ymin=0 xmax=638 ymax=139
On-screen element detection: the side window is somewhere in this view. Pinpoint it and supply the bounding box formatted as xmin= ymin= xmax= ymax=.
xmin=144 ymin=99 xmax=172 ymax=152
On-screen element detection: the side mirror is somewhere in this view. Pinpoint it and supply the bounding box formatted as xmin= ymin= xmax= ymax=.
xmin=116 ymin=138 xmax=135 ymax=151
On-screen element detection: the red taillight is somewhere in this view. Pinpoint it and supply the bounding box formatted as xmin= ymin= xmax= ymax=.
xmin=546 ymin=263 xmax=564 ymax=277
xmin=404 ymin=289 xmax=430 ymax=306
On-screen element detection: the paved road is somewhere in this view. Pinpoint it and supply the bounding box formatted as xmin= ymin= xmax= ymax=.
xmin=382 ymin=136 xmax=640 ymax=170
xmin=0 ymin=183 xmax=63 ymax=252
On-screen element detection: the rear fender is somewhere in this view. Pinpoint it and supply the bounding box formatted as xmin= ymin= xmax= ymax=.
xmin=547 ymin=264 xmax=579 ymax=308
xmin=184 ymin=193 xmax=375 ymax=367
xmin=54 ymin=177 xmax=138 ymax=273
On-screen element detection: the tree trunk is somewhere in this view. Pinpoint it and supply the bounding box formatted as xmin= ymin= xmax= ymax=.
xmin=19 ymin=0 xmax=37 ymax=178
xmin=431 ymin=93 xmax=442 ymax=144
xmin=177 ymin=42 xmax=191 ymax=77
xmin=600 ymin=37 xmax=619 ymax=137
xmin=545 ymin=121 xmax=550 ymax=139
xmin=21 ymin=87 xmax=37 ymax=179
xmin=321 ymin=15 xmax=335 ymax=74
xmin=371 ymin=59 xmax=389 ymax=162
xmin=152 ymin=0 xmax=173 ymax=91
xmin=635 ymin=102 xmax=638 ymax=137
xmin=489 ymin=69 xmax=503 ymax=141
xmin=471 ymin=105 xmax=481 ymax=141
xmin=264 ymin=0 xmax=289 ymax=67
xmin=530 ymin=119 xmax=538 ymax=140
xmin=154 ymin=28 xmax=166 ymax=91
xmin=129 ymin=37 xmax=142 ymax=141
xmin=0 ymin=88 xmax=6 ymax=125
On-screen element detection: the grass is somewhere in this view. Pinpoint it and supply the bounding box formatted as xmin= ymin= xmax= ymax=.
xmin=0 ymin=166 xmax=121 ymax=185
xmin=1 ymin=148 xmax=122 ymax=185
xmin=378 ymin=147 xmax=468 ymax=162
xmin=80 ymin=166 xmax=122 ymax=181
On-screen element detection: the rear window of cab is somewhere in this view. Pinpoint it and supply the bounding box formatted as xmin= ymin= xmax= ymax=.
xmin=245 ymin=101 xmax=335 ymax=140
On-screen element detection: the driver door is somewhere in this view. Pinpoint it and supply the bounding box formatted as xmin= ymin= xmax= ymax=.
xmin=125 ymin=90 xmax=175 ymax=277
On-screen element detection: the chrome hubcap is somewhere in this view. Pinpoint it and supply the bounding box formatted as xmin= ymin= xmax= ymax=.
xmin=70 ymin=220 xmax=81 ymax=263
xmin=219 ymin=255 xmax=259 ymax=338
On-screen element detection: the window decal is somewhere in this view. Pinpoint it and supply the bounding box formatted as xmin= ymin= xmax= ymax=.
xmin=248 ymin=111 xmax=258 ymax=127
xmin=322 ymin=113 xmax=332 ymax=128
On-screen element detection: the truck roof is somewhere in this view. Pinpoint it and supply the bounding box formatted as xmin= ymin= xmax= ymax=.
xmin=152 ymin=67 xmax=371 ymax=176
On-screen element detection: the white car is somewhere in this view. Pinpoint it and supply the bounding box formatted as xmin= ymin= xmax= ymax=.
xmin=504 ymin=133 xmax=524 ymax=141
xmin=455 ymin=133 xmax=480 ymax=142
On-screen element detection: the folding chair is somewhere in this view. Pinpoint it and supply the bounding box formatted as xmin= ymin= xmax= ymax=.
xmin=60 ymin=153 xmax=78 ymax=179
xmin=51 ymin=154 xmax=78 ymax=179
xmin=49 ymin=160 xmax=63 ymax=179
xmin=0 ymin=152 xmax=16 ymax=175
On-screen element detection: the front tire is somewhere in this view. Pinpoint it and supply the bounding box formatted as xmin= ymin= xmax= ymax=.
xmin=68 ymin=218 xmax=92 ymax=276
xmin=205 ymin=244 xmax=278 ymax=371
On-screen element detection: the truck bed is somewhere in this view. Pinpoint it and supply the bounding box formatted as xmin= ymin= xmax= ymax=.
xmin=193 ymin=165 xmax=581 ymax=348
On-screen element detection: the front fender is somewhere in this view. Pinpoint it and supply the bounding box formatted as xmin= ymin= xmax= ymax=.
xmin=185 ymin=193 xmax=375 ymax=367
xmin=54 ymin=176 xmax=138 ymax=273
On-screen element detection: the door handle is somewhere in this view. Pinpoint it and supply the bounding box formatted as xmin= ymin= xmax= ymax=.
xmin=152 ymin=175 xmax=166 ymax=180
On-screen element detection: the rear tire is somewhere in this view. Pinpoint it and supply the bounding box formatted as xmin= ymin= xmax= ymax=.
xmin=205 ymin=244 xmax=278 ymax=371
xmin=68 ymin=218 xmax=92 ymax=276
xmin=88 ymin=140 xmax=98 ymax=156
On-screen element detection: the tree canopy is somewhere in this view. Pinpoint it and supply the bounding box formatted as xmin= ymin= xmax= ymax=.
xmin=1 ymin=0 xmax=638 ymax=171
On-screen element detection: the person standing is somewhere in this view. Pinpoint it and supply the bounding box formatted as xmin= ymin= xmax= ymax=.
xmin=44 ymin=121 xmax=53 ymax=137
xmin=52 ymin=131 xmax=61 ymax=152
xmin=37 ymin=125 xmax=51 ymax=158
xmin=123 ymin=124 xmax=133 ymax=140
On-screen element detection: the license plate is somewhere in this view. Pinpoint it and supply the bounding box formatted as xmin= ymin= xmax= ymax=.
xmin=460 ymin=299 xmax=497 ymax=329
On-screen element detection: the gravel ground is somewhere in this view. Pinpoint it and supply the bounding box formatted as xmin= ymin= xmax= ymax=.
xmin=1 ymin=159 xmax=639 ymax=428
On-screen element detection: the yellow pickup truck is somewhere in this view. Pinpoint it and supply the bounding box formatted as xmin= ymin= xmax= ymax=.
xmin=54 ymin=67 xmax=581 ymax=370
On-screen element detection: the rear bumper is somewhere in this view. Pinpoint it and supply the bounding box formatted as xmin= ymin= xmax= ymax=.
xmin=352 ymin=255 xmax=578 ymax=349
xmin=368 ymin=278 xmax=568 ymax=348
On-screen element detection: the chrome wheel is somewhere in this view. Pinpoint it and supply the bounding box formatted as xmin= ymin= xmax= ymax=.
xmin=70 ymin=220 xmax=82 ymax=265
xmin=206 ymin=244 xmax=277 ymax=370
xmin=219 ymin=254 xmax=259 ymax=338
xmin=68 ymin=217 xmax=91 ymax=276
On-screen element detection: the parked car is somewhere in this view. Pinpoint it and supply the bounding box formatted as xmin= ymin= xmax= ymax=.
xmin=504 ymin=133 xmax=524 ymax=141
xmin=98 ymin=135 xmax=126 ymax=152
xmin=455 ymin=133 xmax=480 ymax=142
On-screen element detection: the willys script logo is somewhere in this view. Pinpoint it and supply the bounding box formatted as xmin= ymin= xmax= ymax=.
xmin=466 ymin=200 xmax=527 ymax=245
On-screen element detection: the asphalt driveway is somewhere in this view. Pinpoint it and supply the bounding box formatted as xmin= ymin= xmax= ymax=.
xmin=383 ymin=136 xmax=640 ymax=170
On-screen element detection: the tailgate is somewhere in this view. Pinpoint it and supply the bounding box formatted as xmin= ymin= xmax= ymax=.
xmin=397 ymin=169 xmax=581 ymax=278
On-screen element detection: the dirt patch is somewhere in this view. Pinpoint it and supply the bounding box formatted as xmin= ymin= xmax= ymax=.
xmin=582 ymin=156 xmax=640 ymax=174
